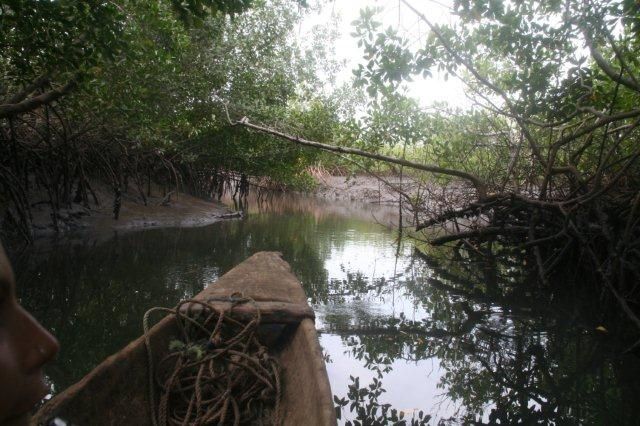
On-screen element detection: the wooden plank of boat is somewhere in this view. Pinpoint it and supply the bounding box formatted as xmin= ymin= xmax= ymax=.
xmin=32 ymin=251 xmax=337 ymax=426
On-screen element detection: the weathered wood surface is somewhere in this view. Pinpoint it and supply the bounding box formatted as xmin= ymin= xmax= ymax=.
xmin=179 ymin=300 xmax=316 ymax=324
xmin=32 ymin=251 xmax=337 ymax=426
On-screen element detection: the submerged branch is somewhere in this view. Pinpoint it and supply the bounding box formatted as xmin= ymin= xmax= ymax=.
xmin=429 ymin=226 xmax=531 ymax=246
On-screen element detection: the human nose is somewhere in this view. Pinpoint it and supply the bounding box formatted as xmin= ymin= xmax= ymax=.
xmin=16 ymin=305 xmax=60 ymax=373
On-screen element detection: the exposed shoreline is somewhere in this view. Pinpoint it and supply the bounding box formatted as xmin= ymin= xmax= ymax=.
xmin=6 ymin=174 xmax=407 ymax=251
xmin=80 ymin=191 xmax=233 ymax=233
xmin=50 ymin=174 xmax=407 ymax=235
xmin=312 ymin=173 xmax=416 ymax=205
xmin=4 ymin=184 xmax=233 ymax=253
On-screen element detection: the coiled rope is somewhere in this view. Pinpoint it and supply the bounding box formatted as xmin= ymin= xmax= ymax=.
xmin=143 ymin=293 xmax=282 ymax=426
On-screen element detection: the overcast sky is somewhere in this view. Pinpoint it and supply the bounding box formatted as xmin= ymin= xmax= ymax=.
xmin=300 ymin=0 xmax=469 ymax=108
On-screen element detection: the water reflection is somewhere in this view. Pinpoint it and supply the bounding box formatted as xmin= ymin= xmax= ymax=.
xmin=14 ymin=193 xmax=640 ymax=424
xmin=331 ymin=249 xmax=640 ymax=424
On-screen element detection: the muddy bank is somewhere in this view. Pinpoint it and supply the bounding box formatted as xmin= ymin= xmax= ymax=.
xmin=19 ymin=183 xmax=234 ymax=243
xmin=230 ymin=189 xmax=403 ymax=229
xmin=311 ymin=174 xmax=482 ymax=236
xmin=7 ymin=173 xmax=409 ymax=249
xmin=312 ymin=174 xmax=418 ymax=204
xmin=90 ymin=192 xmax=232 ymax=230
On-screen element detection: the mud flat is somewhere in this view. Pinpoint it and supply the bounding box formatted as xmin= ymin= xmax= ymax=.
xmin=19 ymin=184 xmax=233 ymax=244
xmin=312 ymin=174 xmax=418 ymax=204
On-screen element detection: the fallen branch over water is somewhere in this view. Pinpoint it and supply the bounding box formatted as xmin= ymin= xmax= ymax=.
xmin=228 ymin=116 xmax=488 ymax=199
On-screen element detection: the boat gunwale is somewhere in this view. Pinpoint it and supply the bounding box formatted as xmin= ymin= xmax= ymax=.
xmin=32 ymin=251 xmax=337 ymax=426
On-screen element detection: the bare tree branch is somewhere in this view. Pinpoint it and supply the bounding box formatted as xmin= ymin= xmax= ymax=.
xmin=429 ymin=226 xmax=531 ymax=246
xmin=0 ymin=79 xmax=76 ymax=119
xmin=5 ymin=74 xmax=51 ymax=104
xmin=229 ymin=116 xmax=488 ymax=199
xmin=585 ymin=32 xmax=640 ymax=93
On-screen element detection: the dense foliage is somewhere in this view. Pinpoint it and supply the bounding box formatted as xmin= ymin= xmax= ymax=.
xmin=5 ymin=1 xmax=640 ymax=423
xmin=230 ymin=0 xmax=640 ymax=354
xmin=0 ymin=0 xmax=329 ymax=242
xmin=224 ymin=0 xmax=640 ymax=372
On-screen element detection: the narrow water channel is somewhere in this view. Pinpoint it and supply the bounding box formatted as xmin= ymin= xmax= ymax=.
xmin=14 ymin=193 xmax=640 ymax=424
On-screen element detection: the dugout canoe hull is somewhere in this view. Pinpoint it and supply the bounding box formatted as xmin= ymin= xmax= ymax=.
xmin=32 ymin=251 xmax=337 ymax=426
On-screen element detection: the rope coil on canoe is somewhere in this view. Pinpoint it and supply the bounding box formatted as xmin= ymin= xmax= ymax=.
xmin=143 ymin=293 xmax=282 ymax=426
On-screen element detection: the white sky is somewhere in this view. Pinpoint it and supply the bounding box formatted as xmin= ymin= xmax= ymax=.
xmin=300 ymin=0 xmax=470 ymax=108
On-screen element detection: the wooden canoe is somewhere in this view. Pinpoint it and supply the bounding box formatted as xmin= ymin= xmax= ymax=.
xmin=32 ymin=252 xmax=337 ymax=425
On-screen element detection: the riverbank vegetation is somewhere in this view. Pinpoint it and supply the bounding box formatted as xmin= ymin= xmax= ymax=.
xmin=3 ymin=1 xmax=640 ymax=419
xmin=1 ymin=0 xmax=335 ymax=243
xmin=232 ymin=0 xmax=640 ymax=349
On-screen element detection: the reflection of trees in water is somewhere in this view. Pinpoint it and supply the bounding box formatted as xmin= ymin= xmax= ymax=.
xmin=334 ymin=249 xmax=640 ymax=424
xmin=226 ymin=190 xmax=401 ymax=228
xmin=441 ymin=319 xmax=640 ymax=424
xmin=14 ymin=208 xmax=394 ymax=393
xmin=14 ymin=200 xmax=640 ymax=422
xmin=335 ymin=375 xmax=432 ymax=426
xmin=15 ymin=232 xmax=210 ymax=391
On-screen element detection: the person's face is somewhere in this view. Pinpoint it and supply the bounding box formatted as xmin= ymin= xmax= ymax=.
xmin=0 ymin=244 xmax=59 ymax=425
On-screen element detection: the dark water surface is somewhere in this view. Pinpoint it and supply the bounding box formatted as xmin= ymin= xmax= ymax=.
xmin=14 ymin=194 xmax=640 ymax=424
